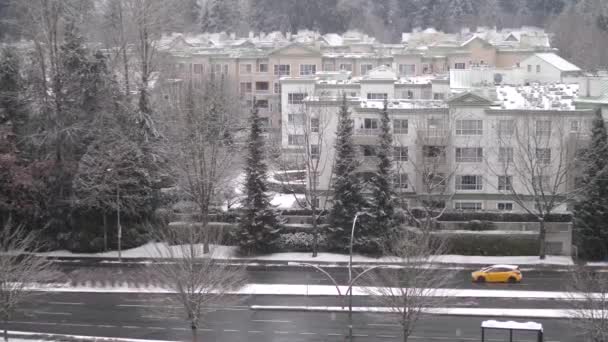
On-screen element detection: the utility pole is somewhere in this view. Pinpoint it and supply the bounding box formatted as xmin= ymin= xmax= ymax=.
xmin=117 ymin=183 xmax=122 ymax=262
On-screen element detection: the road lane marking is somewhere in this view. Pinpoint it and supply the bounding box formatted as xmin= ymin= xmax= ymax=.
xmin=98 ymin=325 xmax=117 ymax=328
xmin=328 ymin=333 xmax=343 ymax=336
xmin=122 ymin=325 xmax=140 ymax=329
xmin=48 ymin=301 xmax=84 ymax=305
xmin=353 ymin=334 xmax=368 ymax=337
xmin=248 ymin=331 xmax=263 ymax=334
xmin=251 ymin=319 xmax=291 ymax=323
xmin=274 ymin=331 xmax=289 ymax=334
xmin=171 ymin=327 xmax=189 ymax=331
xmin=32 ymin=311 xmax=72 ymax=316
xmin=299 ymin=332 xmax=317 ymax=335
xmin=369 ymin=323 xmax=400 ymax=327
xmin=223 ymin=329 xmax=239 ymax=332
xmin=63 ymin=323 xmax=94 ymax=327
xmin=378 ymin=335 xmax=398 ymax=338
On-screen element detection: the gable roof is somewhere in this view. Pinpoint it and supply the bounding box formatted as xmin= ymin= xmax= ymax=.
xmin=269 ymin=42 xmax=321 ymax=56
xmin=529 ymin=53 xmax=581 ymax=72
xmin=447 ymin=91 xmax=494 ymax=106
xmin=461 ymin=35 xmax=492 ymax=48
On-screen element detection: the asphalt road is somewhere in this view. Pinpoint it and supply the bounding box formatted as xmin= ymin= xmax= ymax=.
xmin=3 ymin=292 xmax=579 ymax=342
xmin=54 ymin=263 xmax=571 ymax=291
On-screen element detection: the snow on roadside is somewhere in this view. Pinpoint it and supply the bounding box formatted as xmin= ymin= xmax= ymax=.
xmin=6 ymin=330 xmax=177 ymax=342
xmin=38 ymin=242 xmax=574 ymax=266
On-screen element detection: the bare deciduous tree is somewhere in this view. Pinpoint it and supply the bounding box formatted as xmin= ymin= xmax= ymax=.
xmin=159 ymin=78 xmax=244 ymax=254
xmin=567 ymin=267 xmax=608 ymax=342
xmin=274 ymin=100 xmax=334 ymax=257
xmin=364 ymin=229 xmax=455 ymax=342
xmin=0 ymin=216 xmax=56 ymax=342
xmin=488 ymin=114 xmax=588 ymax=259
xmin=148 ymin=224 xmax=247 ymax=342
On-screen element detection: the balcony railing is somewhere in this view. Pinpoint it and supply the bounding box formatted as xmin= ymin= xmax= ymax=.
xmin=417 ymin=129 xmax=449 ymax=139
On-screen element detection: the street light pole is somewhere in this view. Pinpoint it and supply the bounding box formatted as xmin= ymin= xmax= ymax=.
xmin=348 ymin=211 xmax=365 ymax=341
xmin=116 ymin=183 xmax=121 ymax=262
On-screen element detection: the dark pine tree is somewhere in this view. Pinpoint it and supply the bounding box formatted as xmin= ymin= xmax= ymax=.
xmin=201 ymin=0 xmax=237 ymax=33
xmin=360 ymin=99 xmax=396 ymax=254
xmin=0 ymin=48 xmax=26 ymax=134
xmin=573 ymin=110 xmax=608 ymax=260
xmin=328 ymin=94 xmax=366 ymax=251
xmin=237 ymin=101 xmax=281 ymax=255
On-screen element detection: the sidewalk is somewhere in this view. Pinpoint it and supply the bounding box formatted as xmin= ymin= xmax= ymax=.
xmin=39 ymin=242 xmax=576 ymax=268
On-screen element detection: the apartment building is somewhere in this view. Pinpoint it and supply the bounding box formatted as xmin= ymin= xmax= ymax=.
xmin=282 ymin=68 xmax=593 ymax=212
xmin=158 ymin=27 xmax=554 ymax=136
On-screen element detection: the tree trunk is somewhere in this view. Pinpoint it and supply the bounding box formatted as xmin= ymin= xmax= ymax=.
xmin=539 ymin=217 xmax=546 ymax=260
xmin=402 ymin=326 xmax=409 ymax=342
xmin=312 ymin=205 xmax=318 ymax=257
xmin=191 ymin=323 xmax=197 ymax=342
xmin=202 ymin=208 xmax=210 ymax=254
xmin=103 ymin=213 xmax=108 ymax=252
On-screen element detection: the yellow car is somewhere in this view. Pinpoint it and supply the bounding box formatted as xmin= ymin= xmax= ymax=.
xmin=471 ymin=265 xmax=523 ymax=283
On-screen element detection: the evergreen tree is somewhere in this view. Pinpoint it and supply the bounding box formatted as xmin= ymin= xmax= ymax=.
xmin=201 ymin=0 xmax=238 ymax=33
xmin=362 ymin=99 xmax=396 ymax=253
xmin=573 ymin=110 xmax=608 ymax=260
xmin=0 ymin=48 xmax=26 ymax=134
xmin=328 ymin=95 xmax=366 ymax=251
xmin=237 ymin=102 xmax=281 ymax=255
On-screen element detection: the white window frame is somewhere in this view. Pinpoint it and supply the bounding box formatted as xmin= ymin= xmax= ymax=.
xmin=536 ymin=120 xmax=551 ymax=137
xmin=274 ymin=82 xmax=281 ymax=94
xmin=255 ymin=99 xmax=269 ymax=109
xmin=299 ymin=64 xmax=317 ymax=76
xmin=310 ymin=144 xmax=320 ymax=159
xmin=570 ymin=120 xmax=580 ymax=133
xmin=498 ymin=119 xmax=514 ymax=136
xmin=310 ymin=118 xmax=320 ymax=133
xmin=288 ymin=134 xmax=305 ymax=146
xmin=360 ymin=64 xmax=373 ymax=75
xmin=533 ymin=175 xmax=552 ymax=191
xmin=456 ymin=120 xmax=483 ymax=135
xmin=193 ymin=64 xmax=203 ymax=74
xmin=394 ymin=173 xmax=409 ymax=189
xmin=498 ymin=175 xmax=513 ymax=191
xmin=339 ymin=63 xmax=353 ymax=72
xmin=240 ymin=82 xmax=252 ymax=93
xmin=240 ymin=63 xmax=252 ymax=74
xmin=258 ymin=63 xmax=269 ymax=73
xmin=456 ymin=175 xmax=483 ymax=191
xmin=288 ymin=93 xmax=307 ymax=105
xmin=274 ymin=64 xmax=291 ymax=76
xmin=393 ymin=119 xmax=408 ymax=134
xmin=536 ymin=65 xmax=541 ymax=73
xmin=393 ymin=146 xmax=408 ymax=162
xmin=363 ymin=118 xmax=379 ymax=129
xmin=323 ymin=62 xmax=335 ymax=71
xmin=455 ymin=147 xmax=483 ymax=163
xmin=454 ymin=201 xmax=483 ymax=210
xmin=497 ymin=202 xmax=514 ymax=211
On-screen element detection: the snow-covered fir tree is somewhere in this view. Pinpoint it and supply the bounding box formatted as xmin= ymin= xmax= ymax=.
xmin=237 ymin=101 xmax=281 ymax=255
xmin=201 ymin=0 xmax=239 ymax=33
xmin=573 ymin=110 xmax=608 ymax=260
xmin=327 ymin=94 xmax=366 ymax=251
xmin=361 ymin=99 xmax=396 ymax=253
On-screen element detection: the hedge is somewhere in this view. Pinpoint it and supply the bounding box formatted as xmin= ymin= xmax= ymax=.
xmin=432 ymin=231 xmax=539 ymax=256
xmin=410 ymin=210 xmax=571 ymax=223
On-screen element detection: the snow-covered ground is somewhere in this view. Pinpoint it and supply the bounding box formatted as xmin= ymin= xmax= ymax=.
xmin=6 ymin=331 xmax=177 ymax=342
xmin=39 ymin=242 xmax=574 ymax=266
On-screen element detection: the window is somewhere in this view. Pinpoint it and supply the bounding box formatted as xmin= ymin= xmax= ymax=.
xmin=360 ymin=64 xmax=374 ymax=75
xmin=399 ymin=64 xmax=416 ymax=75
xmin=310 ymin=144 xmax=320 ymax=159
xmin=223 ymin=65 xmax=228 ymax=74
xmin=363 ymin=118 xmax=379 ymax=129
xmin=498 ymin=147 xmax=514 ymax=163
xmin=527 ymin=64 xmax=532 ymax=72
xmin=323 ymin=62 xmax=334 ymax=71
xmin=498 ymin=176 xmax=513 ymax=191
xmin=394 ymin=119 xmax=408 ymax=134
xmin=240 ymin=82 xmax=252 ymax=93
xmin=367 ymin=93 xmax=388 ymax=100
xmin=288 ymin=114 xmax=305 ymax=125
xmin=423 ymin=145 xmax=446 ymax=158
xmin=498 ymin=120 xmax=514 ymax=136
xmin=497 ymin=202 xmax=514 ymax=211
xmin=240 ymin=64 xmax=252 ymax=74
xmin=255 ymin=81 xmax=269 ymax=92
xmin=288 ymin=93 xmax=307 ymax=105
xmin=433 ymin=93 xmax=445 ymax=100
xmin=422 ymin=63 xmax=432 ymax=74
xmin=274 ymin=64 xmax=291 ymax=76
xmin=454 ymin=202 xmax=482 ymax=211
xmin=570 ymin=120 xmax=580 ymax=132
xmin=256 ymin=99 xmax=269 ymax=109
xmin=456 ymin=120 xmax=483 ymax=135
xmin=394 ymin=173 xmax=409 ymax=189
xmin=536 ymin=65 xmax=541 ymax=73
xmin=533 ymin=176 xmax=551 ymax=191
xmin=300 ymin=64 xmax=316 ymax=76
xmin=177 ymin=63 xmax=185 ymax=73
xmin=193 ymin=64 xmax=203 ymax=74
xmin=536 ymin=120 xmax=551 ymax=137
xmin=456 ymin=175 xmax=483 ymax=190
xmin=259 ymin=117 xmax=270 ymax=130
xmin=404 ymin=90 xmax=414 ymax=99
xmin=273 ymin=82 xmax=281 ymax=94
xmin=454 ymin=62 xmax=466 ymax=69
xmin=455 ymin=147 xmax=483 ymax=163
xmin=310 ymin=118 xmax=320 ymax=133
xmin=393 ymin=146 xmax=408 ymax=162
xmin=288 ymin=134 xmax=305 ymax=145
xmin=339 ymin=63 xmax=352 ymax=72
xmin=536 ymin=148 xmax=551 ymax=164
xmin=258 ymin=63 xmax=269 ymax=73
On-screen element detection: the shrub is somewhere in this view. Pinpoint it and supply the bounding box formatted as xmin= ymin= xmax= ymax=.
xmin=275 ymin=232 xmax=328 ymax=252
xmin=463 ymin=220 xmax=496 ymax=231
xmin=409 ymin=210 xmax=571 ymax=223
xmin=433 ymin=232 xmax=539 ymax=256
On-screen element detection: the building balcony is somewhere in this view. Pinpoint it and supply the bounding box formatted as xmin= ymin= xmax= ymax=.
xmin=355 ymin=128 xmax=381 ymax=136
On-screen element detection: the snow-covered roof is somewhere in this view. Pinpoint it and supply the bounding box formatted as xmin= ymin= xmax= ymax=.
xmin=482 ymin=320 xmax=543 ymax=331
xmin=495 ymin=83 xmax=579 ymax=110
xmin=532 ymin=53 xmax=581 ymax=72
xmin=360 ymin=99 xmax=447 ymax=110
